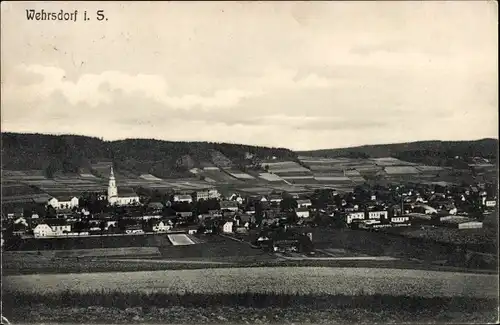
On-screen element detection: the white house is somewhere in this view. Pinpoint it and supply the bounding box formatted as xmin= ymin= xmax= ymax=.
xmin=368 ymin=211 xmax=388 ymax=220
xmin=346 ymin=212 xmax=365 ymax=224
xmin=295 ymin=207 xmax=310 ymax=218
xmin=260 ymin=196 xmax=268 ymax=202
xmin=391 ymin=216 xmax=410 ymax=224
xmin=33 ymin=224 xmax=54 ymax=238
xmin=153 ymin=221 xmax=172 ymax=232
xmin=485 ymin=200 xmax=497 ymax=208
xmin=297 ymin=199 xmax=312 ymax=208
xmin=125 ymin=224 xmax=144 ymax=234
xmin=107 ymin=167 xmax=141 ymax=206
xmin=208 ymin=189 xmax=221 ymax=199
xmin=48 ymin=196 xmax=79 ymax=210
xmin=105 ymin=220 xmax=118 ymax=230
xmin=223 ymin=221 xmax=233 ymax=233
xmin=33 ymin=220 xmax=71 ymax=238
xmin=173 ymin=194 xmax=193 ymax=204
xmin=14 ymin=217 xmax=28 ymax=227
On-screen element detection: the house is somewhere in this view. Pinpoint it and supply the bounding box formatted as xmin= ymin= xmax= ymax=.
xmin=295 ymin=207 xmax=310 ymax=218
xmin=14 ymin=217 xmax=29 ymax=227
xmin=105 ymin=220 xmax=118 ymax=230
xmin=260 ymin=196 xmax=268 ymax=202
xmin=107 ymin=167 xmax=141 ymax=206
xmin=142 ymin=215 xmax=162 ymax=221
xmin=48 ymin=196 xmax=79 ymax=210
xmin=33 ymin=219 xmax=71 ymax=237
xmin=125 ymin=224 xmax=144 ymax=234
xmin=152 ymin=220 xmax=171 ymax=232
xmin=244 ymin=206 xmax=256 ymax=215
xmin=269 ymin=194 xmax=283 ymax=204
xmin=229 ymin=193 xmax=244 ymax=204
xmin=368 ymin=211 xmax=388 ymax=220
xmin=223 ymin=221 xmax=234 ymax=233
xmin=485 ymin=200 xmax=497 ymax=208
xmin=208 ymin=189 xmax=221 ymax=199
xmin=391 ymin=216 xmax=410 ymax=224
xmin=148 ymin=202 xmax=164 ymax=212
xmin=297 ymin=199 xmax=312 ymax=208
xmin=220 ymin=200 xmax=238 ymax=212
xmin=33 ymin=224 xmax=54 ymax=238
xmin=177 ymin=211 xmax=193 ymax=219
xmin=173 ymin=194 xmax=193 ymax=203
xmin=195 ymin=190 xmax=210 ymax=201
xmin=346 ymin=212 xmax=365 ymax=224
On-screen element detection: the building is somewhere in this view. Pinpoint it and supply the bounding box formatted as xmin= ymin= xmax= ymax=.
xmin=220 ymin=200 xmax=238 ymax=212
xmin=346 ymin=212 xmax=365 ymax=224
xmin=195 ymin=190 xmax=209 ymax=201
xmin=33 ymin=219 xmax=72 ymax=238
xmin=297 ymin=199 xmax=312 ymax=208
xmin=295 ymin=207 xmax=310 ymax=218
xmin=48 ymin=196 xmax=79 ymax=210
xmin=391 ymin=216 xmax=410 ymax=224
xmin=173 ymin=194 xmax=193 ymax=203
xmin=125 ymin=224 xmax=144 ymax=234
xmin=368 ymin=211 xmax=388 ymax=220
xmin=152 ymin=220 xmax=172 ymax=232
xmin=485 ymin=200 xmax=497 ymax=208
xmin=269 ymin=195 xmax=283 ymax=204
xmin=107 ymin=167 xmax=140 ymax=206
xmin=222 ymin=221 xmax=234 ymax=233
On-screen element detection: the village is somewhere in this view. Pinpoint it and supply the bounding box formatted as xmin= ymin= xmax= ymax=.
xmin=2 ymin=165 xmax=497 ymax=256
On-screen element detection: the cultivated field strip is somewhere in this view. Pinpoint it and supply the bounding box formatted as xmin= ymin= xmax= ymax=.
xmin=4 ymin=267 xmax=497 ymax=298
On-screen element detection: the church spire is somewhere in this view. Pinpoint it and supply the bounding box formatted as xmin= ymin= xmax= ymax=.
xmin=108 ymin=165 xmax=117 ymax=201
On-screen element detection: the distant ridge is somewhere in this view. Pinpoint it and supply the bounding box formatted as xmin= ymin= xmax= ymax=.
xmin=1 ymin=132 xmax=297 ymax=178
xmin=2 ymin=132 xmax=498 ymax=177
xmin=298 ymin=138 xmax=498 ymax=167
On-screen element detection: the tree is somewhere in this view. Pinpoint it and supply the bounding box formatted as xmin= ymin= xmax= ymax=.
xmin=46 ymin=205 xmax=56 ymax=218
xmin=280 ymin=197 xmax=298 ymax=212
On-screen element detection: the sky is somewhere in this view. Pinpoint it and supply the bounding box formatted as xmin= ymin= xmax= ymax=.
xmin=1 ymin=1 xmax=498 ymax=151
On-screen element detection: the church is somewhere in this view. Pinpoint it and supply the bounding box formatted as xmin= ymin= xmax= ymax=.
xmin=107 ymin=166 xmax=141 ymax=206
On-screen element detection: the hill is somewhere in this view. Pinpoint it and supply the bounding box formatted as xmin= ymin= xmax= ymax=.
xmin=298 ymin=139 xmax=499 ymax=168
xmin=1 ymin=133 xmax=297 ymax=179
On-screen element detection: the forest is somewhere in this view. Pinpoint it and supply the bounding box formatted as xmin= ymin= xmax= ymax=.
xmin=2 ymin=133 xmax=297 ymax=178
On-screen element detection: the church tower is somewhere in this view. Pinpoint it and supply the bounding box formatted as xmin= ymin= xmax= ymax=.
xmin=107 ymin=166 xmax=118 ymax=202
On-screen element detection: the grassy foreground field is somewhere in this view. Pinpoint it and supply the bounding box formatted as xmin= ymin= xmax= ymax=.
xmin=2 ymin=290 xmax=498 ymax=324
xmin=4 ymin=267 xmax=498 ymax=298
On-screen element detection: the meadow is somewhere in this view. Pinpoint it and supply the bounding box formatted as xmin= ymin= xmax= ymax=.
xmin=3 ymin=290 xmax=498 ymax=324
xmin=4 ymin=267 xmax=497 ymax=298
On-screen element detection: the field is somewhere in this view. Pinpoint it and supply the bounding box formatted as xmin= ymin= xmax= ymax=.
xmin=10 ymin=233 xmax=173 ymax=251
xmin=3 ymin=291 xmax=497 ymax=324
